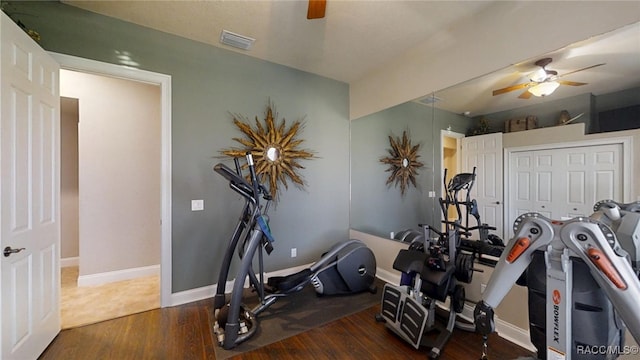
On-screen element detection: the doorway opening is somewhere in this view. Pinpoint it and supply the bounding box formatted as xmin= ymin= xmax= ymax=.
xmin=440 ymin=130 xmax=465 ymax=224
xmin=59 ymin=70 xmax=162 ymax=328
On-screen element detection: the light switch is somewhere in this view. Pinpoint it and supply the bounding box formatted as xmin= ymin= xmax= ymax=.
xmin=191 ymin=199 xmax=204 ymax=211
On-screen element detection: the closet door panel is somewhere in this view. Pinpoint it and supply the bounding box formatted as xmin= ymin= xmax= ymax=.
xmin=509 ymin=151 xmax=534 ymax=237
xmin=534 ymin=150 xmax=557 ymax=218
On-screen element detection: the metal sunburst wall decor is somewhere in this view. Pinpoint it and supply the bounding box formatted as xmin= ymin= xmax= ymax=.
xmin=221 ymin=102 xmax=316 ymax=200
xmin=379 ymin=130 xmax=424 ymax=196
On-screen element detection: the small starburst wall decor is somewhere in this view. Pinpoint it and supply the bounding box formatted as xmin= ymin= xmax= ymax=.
xmin=379 ymin=130 xmax=424 ymax=196
xmin=221 ymin=101 xmax=316 ymax=201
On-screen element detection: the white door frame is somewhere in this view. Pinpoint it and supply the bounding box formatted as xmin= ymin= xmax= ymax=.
xmin=49 ymin=52 xmax=172 ymax=307
xmin=504 ymin=136 xmax=633 ymax=237
xmin=440 ymin=130 xmax=465 ymax=224
xmin=440 ymin=129 xmax=466 ymax=225
xmin=440 ymin=129 xmax=465 ymax=182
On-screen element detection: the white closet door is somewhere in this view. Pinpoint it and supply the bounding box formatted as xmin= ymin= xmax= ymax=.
xmin=510 ymin=151 xmax=535 ymax=219
xmin=508 ymin=143 xmax=622 ymax=237
xmin=532 ymin=149 xmax=556 ymax=218
xmin=559 ymin=144 xmax=622 ymax=218
xmin=509 ymin=150 xmax=554 ymax=237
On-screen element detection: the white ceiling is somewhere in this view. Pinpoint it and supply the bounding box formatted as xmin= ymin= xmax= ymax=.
xmin=63 ymin=0 xmax=495 ymax=83
xmin=431 ymin=21 xmax=640 ymax=116
xmin=64 ymin=1 xmax=640 ymax=116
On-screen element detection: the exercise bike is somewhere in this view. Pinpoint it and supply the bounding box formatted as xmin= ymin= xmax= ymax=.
xmin=474 ymin=200 xmax=640 ymax=360
xmin=212 ymin=153 xmax=377 ymax=350
xmin=377 ymin=168 xmax=504 ymax=358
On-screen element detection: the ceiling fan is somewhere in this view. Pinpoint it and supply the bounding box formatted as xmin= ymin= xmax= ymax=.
xmin=307 ymin=0 xmax=326 ymax=19
xmin=492 ymin=58 xmax=605 ymax=99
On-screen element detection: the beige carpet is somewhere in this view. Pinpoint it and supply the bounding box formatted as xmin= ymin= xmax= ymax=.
xmin=61 ymin=266 xmax=160 ymax=329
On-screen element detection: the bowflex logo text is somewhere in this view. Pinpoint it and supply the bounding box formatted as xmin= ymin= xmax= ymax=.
xmin=552 ymin=289 xmax=561 ymax=343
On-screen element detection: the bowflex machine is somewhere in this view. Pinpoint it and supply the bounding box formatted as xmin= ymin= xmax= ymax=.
xmin=377 ymin=168 xmax=504 ymax=358
xmin=475 ymin=200 xmax=640 ymax=360
xmin=212 ymin=153 xmax=377 ymax=350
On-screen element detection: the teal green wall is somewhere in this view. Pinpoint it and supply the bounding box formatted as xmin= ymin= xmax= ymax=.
xmin=12 ymin=2 xmax=349 ymax=293
xmin=350 ymin=101 xmax=471 ymax=238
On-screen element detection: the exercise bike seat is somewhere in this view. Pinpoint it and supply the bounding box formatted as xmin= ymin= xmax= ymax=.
xmin=421 ymin=262 xmax=455 ymax=302
xmin=392 ymin=249 xmax=429 ymax=274
xmin=393 ymin=249 xmax=455 ymax=302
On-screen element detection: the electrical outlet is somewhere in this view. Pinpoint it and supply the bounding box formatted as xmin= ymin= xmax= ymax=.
xmin=428 ymin=191 xmax=436 ymax=198
xmin=291 ymin=248 xmax=297 ymax=258
xmin=191 ymin=199 xmax=204 ymax=211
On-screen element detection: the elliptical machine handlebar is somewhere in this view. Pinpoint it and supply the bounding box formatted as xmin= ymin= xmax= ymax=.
xmin=245 ymin=152 xmax=272 ymax=202
xmin=214 ymin=153 xmax=272 ymax=204
xmin=214 ymin=163 xmax=256 ymax=204
xmin=245 ymin=152 xmax=261 ymax=206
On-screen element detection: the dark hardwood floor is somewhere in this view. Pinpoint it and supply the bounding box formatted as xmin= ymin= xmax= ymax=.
xmin=40 ymin=298 xmax=534 ymax=360
xmin=231 ymin=305 xmax=534 ymax=360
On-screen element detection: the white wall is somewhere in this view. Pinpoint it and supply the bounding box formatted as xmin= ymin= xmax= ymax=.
xmin=350 ymin=2 xmax=640 ymax=120
xmin=60 ymin=97 xmax=79 ymax=260
xmin=60 ymin=70 xmax=161 ymax=279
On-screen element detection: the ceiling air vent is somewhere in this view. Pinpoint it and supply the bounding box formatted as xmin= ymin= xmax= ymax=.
xmin=220 ymin=30 xmax=255 ymax=50
xmin=417 ymin=95 xmax=442 ymax=106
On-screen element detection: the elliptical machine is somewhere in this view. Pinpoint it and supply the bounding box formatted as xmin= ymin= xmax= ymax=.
xmin=377 ymin=168 xmax=504 ymax=359
xmin=212 ymin=153 xmax=377 ymax=350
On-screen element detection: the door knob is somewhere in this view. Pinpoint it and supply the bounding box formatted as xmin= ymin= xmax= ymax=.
xmin=493 ymin=201 xmax=501 ymax=205
xmin=4 ymin=246 xmax=26 ymax=257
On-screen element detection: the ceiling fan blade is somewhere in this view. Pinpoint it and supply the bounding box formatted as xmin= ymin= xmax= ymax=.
xmin=492 ymin=82 xmax=534 ymax=96
xmin=307 ymin=0 xmax=326 ymax=19
xmin=558 ymin=63 xmax=605 ymax=78
xmin=557 ymin=80 xmax=587 ymax=86
xmin=518 ymin=89 xmax=533 ymax=99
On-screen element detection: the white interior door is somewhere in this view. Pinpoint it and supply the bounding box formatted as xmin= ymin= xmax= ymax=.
xmin=1 ymin=12 xmax=60 ymax=359
xmin=461 ymin=132 xmax=504 ymax=240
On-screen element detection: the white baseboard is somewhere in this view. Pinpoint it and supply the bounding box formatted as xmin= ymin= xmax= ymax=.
xmin=495 ymin=316 xmax=536 ymax=352
xmin=170 ymin=283 xmax=218 ymax=307
xmin=169 ymin=263 xmax=314 ymax=307
xmin=77 ymin=264 xmax=160 ymax=287
xmin=460 ymin=303 xmax=535 ymax=351
xmin=60 ymin=256 xmax=79 ymax=268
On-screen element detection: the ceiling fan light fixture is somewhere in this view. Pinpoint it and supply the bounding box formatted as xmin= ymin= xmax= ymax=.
xmin=530 ymin=68 xmax=548 ymax=82
xmin=220 ymin=30 xmax=255 ymax=50
xmin=528 ymin=81 xmax=560 ymax=97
